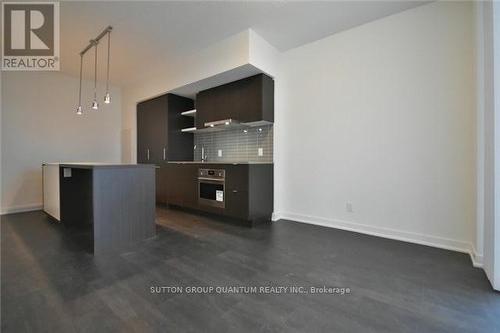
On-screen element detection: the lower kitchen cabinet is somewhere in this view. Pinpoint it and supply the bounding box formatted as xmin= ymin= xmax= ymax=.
xmin=161 ymin=163 xmax=273 ymax=225
xmin=225 ymin=189 xmax=249 ymax=220
xmin=162 ymin=164 xmax=198 ymax=209
xmin=156 ymin=166 xmax=168 ymax=204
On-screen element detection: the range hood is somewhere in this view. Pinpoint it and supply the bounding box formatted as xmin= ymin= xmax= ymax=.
xmin=196 ymin=119 xmax=248 ymax=132
xmin=205 ymin=119 xmax=240 ymax=128
xmin=185 ymin=118 xmax=272 ymax=133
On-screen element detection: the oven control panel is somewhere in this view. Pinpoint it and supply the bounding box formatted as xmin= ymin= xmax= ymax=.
xmin=199 ymin=169 xmax=225 ymax=179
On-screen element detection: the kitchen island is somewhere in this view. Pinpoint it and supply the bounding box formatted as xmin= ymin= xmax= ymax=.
xmin=43 ymin=163 xmax=156 ymax=254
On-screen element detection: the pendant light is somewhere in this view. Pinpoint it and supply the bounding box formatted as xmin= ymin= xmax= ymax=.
xmin=91 ymin=41 xmax=99 ymax=110
xmin=104 ymin=31 xmax=111 ymax=104
xmin=75 ymin=26 xmax=112 ymax=116
xmin=76 ymin=54 xmax=83 ymax=115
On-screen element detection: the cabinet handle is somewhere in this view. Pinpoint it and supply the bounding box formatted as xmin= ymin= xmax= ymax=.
xmin=163 ymin=147 xmax=166 ymax=160
xmin=232 ymin=190 xmax=238 ymax=193
xmin=147 ymin=148 xmax=150 ymax=161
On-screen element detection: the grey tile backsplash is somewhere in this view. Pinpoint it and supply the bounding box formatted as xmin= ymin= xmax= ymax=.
xmin=193 ymin=125 xmax=273 ymax=163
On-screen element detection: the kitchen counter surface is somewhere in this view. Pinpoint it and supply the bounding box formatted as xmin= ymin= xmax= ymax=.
xmin=167 ymin=161 xmax=273 ymax=165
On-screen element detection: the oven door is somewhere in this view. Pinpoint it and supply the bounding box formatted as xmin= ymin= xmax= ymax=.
xmin=198 ymin=178 xmax=225 ymax=208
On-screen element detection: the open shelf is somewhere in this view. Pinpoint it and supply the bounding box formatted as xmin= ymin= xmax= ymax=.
xmin=181 ymin=109 xmax=196 ymax=117
xmin=181 ymin=127 xmax=196 ymax=133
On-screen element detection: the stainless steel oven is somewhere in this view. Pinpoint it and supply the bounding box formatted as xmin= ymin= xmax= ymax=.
xmin=198 ymin=168 xmax=225 ymax=208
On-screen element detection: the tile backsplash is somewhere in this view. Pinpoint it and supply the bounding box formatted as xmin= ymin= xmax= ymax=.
xmin=193 ymin=125 xmax=273 ymax=163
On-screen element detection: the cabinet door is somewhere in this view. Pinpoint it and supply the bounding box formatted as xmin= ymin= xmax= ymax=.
xmin=236 ymin=74 xmax=274 ymax=123
xmin=235 ymin=75 xmax=261 ymax=123
xmin=165 ymin=164 xmax=181 ymax=206
xmin=195 ymin=90 xmax=208 ymax=129
xmin=224 ymin=165 xmax=249 ymax=220
xmin=157 ymin=166 xmax=168 ymax=204
xmin=225 ymin=165 xmax=249 ymax=191
xmin=181 ymin=165 xmax=198 ymax=209
xmin=137 ymin=102 xmax=151 ymax=163
xmin=196 ymin=84 xmax=235 ymax=128
xmin=136 ymin=95 xmax=168 ymax=165
xmin=147 ymin=99 xmax=168 ymax=165
xmin=165 ymin=164 xmax=198 ymax=208
xmin=195 ymin=74 xmax=274 ymax=128
xmin=196 ymin=89 xmax=217 ymax=128
xmin=225 ymin=189 xmax=249 ymax=220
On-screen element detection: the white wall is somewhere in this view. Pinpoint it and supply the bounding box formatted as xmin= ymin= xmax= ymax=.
xmin=476 ymin=0 xmax=500 ymax=290
xmin=1 ymin=71 xmax=122 ymax=214
xmin=477 ymin=0 xmax=496 ymax=287
xmin=492 ymin=0 xmax=500 ymax=290
xmin=475 ymin=0 xmax=487 ymax=273
xmin=274 ymin=2 xmax=477 ymax=255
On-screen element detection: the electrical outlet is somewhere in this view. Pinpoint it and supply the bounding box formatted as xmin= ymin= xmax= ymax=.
xmin=346 ymin=202 xmax=353 ymax=213
xmin=218 ymin=149 xmax=222 ymax=157
xmin=258 ymin=148 xmax=263 ymax=156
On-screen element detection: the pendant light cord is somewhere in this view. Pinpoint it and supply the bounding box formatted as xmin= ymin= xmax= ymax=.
xmin=93 ymin=42 xmax=98 ymax=99
xmin=78 ymin=54 xmax=83 ymax=106
xmin=106 ymin=31 xmax=110 ymax=93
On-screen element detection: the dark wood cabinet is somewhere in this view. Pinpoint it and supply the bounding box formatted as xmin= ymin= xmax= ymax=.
xmin=224 ymin=165 xmax=249 ymax=219
xmin=225 ymin=189 xmax=249 ymax=220
xmin=225 ymin=165 xmax=249 ymax=191
xmin=195 ymin=88 xmax=221 ymax=129
xmin=137 ymin=95 xmax=168 ymax=164
xmin=137 ymin=94 xmax=194 ymax=164
xmin=225 ymin=164 xmax=273 ymax=223
xmin=137 ymin=94 xmax=195 ymax=203
xmin=162 ymin=163 xmax=273 ymax=225
xmin=157 ymin=166 xmax=168 ymax=204
xmin=164 ymin=163 xmax=198 ymax=209
xmin=196 ymin=73 xmax=274 ymax=129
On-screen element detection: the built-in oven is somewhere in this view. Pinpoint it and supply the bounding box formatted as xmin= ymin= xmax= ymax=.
xmin=198 ymin=168 xmax=225 ymax=208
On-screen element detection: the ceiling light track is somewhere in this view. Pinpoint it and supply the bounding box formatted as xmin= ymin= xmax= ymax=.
xmin=76 ymin=26 xmax=113 ymax=115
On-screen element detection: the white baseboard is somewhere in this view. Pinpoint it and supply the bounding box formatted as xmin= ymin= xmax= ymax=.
xmin=271 ymin=212 xmax=281 ymax=222
xmin=469 ymin=249 xmax=484 ymax=268
xmin=1 ymin=203 xmax=43 ymax=215
xmin=276 ymin=211 xmax=481 ymax=268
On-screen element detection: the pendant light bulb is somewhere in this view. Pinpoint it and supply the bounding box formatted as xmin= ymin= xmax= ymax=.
xmin=91 ymin=100 xmax=99 ymax=110
xmin=76 ymin=106 xmax=83 ymax=115
xmin=104 ymin=92 xmax=110 ymax=104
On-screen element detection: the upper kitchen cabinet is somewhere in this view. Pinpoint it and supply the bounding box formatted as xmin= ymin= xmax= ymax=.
xmin=137 ymin=94 xmax=168 ymax=164
xmin=137 ymin=93 xmax=194 ymax=165
xmin=195 ymin=73 xmax=274 ymax=129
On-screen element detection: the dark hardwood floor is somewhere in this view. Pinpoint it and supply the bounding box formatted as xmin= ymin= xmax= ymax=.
xmin=1 ymin=206 xmax=499 ymax=332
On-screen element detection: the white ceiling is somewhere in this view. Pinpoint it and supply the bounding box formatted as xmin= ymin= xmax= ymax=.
xmin=60 ymin=1 xmax=427 ymax=86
